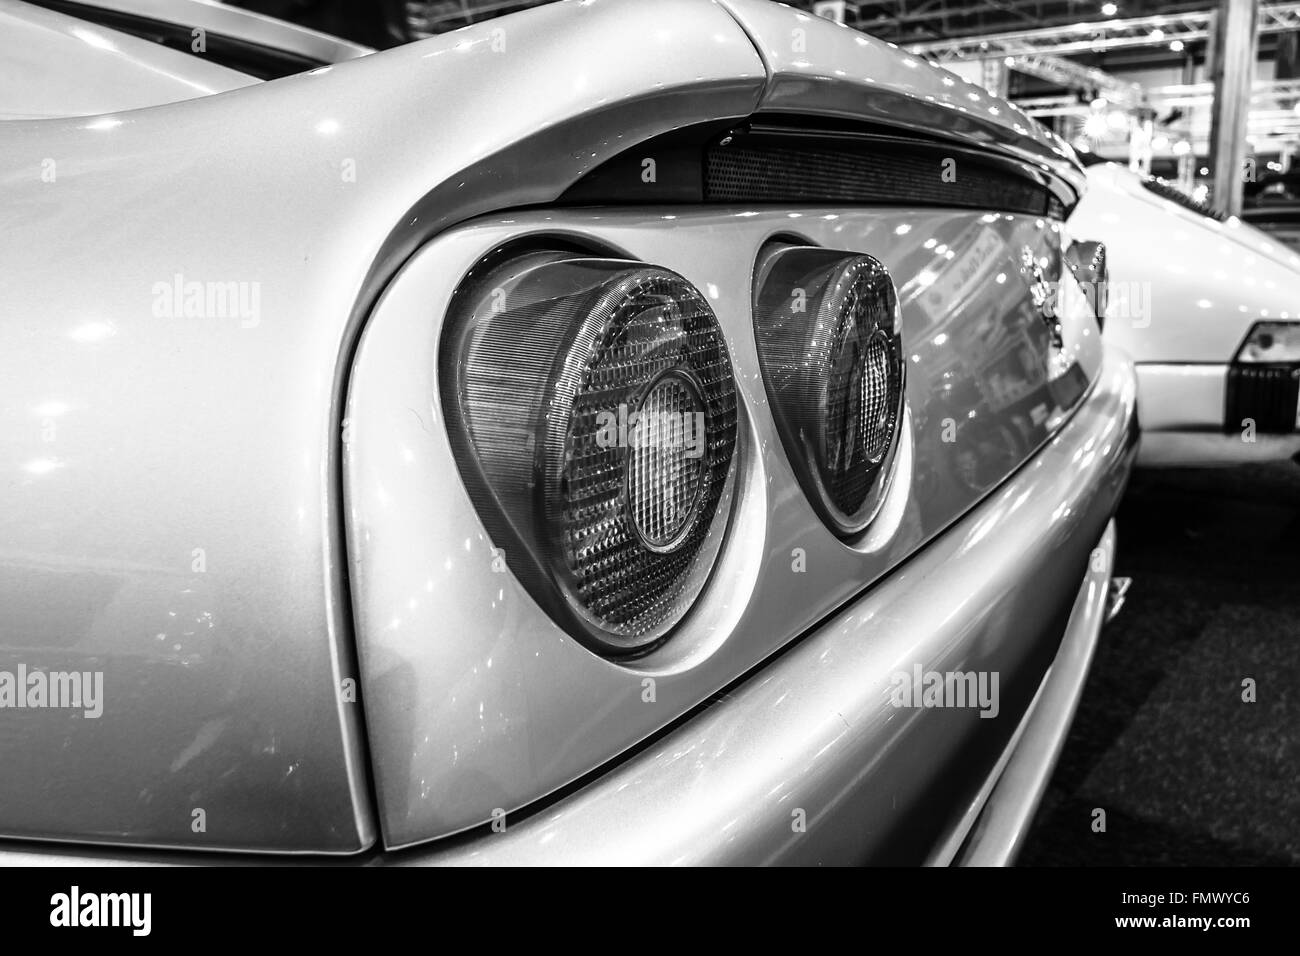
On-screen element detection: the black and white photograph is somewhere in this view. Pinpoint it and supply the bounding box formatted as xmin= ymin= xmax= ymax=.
xmin=0 ymin=0 xmax=1294 ymax=928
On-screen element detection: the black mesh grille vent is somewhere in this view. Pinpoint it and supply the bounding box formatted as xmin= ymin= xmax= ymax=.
xmin=705 ymin=139 xmax=1054 ymax=216
xmin=1226 ymin=364 xmax=1300 ymax=434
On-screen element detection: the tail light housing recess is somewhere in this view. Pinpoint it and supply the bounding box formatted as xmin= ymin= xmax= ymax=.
xmin=440 ymin=249 xmax=738 ymax=656
xmin=753 ymin=244 xmax=905 ymax=537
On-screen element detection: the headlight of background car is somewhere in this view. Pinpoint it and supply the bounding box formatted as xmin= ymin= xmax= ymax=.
xmin=440 ymin=249 xmax=738 ymax=656
xmin=1236 ymin=322 xmax=1300 ymax=363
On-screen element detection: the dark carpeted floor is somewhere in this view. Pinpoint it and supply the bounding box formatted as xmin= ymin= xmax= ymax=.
xmin=1020 ymin=459 xmax=1300 ymax=866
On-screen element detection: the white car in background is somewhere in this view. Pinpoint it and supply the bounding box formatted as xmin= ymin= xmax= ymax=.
xmin=1071 ymin=161 xmax=1300 ymax=466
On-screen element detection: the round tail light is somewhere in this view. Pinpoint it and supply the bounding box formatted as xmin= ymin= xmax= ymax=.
xmin=441 ymin=249 xmax=738 ymax=655
xmin=753 ymin=245 xmax=905 ymax=536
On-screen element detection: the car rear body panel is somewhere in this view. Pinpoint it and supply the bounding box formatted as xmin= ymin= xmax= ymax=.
xmin=0 ymin=0 xmax=1112 ymax=859
xmin=346 ymin=203 xmax=1104 ymax=850
xmin=380 ymin=377 xmax=1132 ymax=865
xmin=0 ymin=0 xmax=765 ymax=853
xmin=0 ymin=348 xmax=1137 ymax=866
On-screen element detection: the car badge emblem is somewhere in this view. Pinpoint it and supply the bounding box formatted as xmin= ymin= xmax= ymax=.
xmin=1021 ymin=247 xmax=1064 ymax=350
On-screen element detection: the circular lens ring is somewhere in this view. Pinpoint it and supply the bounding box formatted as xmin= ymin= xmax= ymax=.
xmin=860 ymin=329 xmax=896 ymax=465
xmin=624 ymin=367 xmax=711 ymax=555
xmin=819 ymin=258 xmax=904 ymax=531
xmin=443 ymin=251 xmax=739 ymax=657
xmin=539 ymin=266 xmax=738 ymax=650
xmin=752 ymin=244 xmax=905 ymax=538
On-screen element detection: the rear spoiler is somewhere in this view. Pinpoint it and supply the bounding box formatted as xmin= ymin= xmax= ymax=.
xmin=717 ymin=0 xmax=1085 ymax=211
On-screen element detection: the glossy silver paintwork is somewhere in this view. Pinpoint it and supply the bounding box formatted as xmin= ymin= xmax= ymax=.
xmin=373 ymin=359 xmax=1135 ymax=865
xmin=75 ymin=0 xmax=374 ymax=63
xmin=0 ymin=359 xmax=1134 ymax=868
xmin=954 ymin=520 xmax=1115 ymax=866
xmin=0 ymin=0 xmax=255 ymax=118
xmin=0 ymin=0 xmax=1111 ymax=856
xmin=347 ymin=206 xmax=1103 ymax=849
xmin=0 ymin=0 xmax=767 ymax=852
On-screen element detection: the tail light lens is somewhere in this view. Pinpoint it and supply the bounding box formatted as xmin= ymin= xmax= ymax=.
xmin=440 ymin=250 xmax=738 ymax=655
xmin=753 ymin=245 xmax=905 ymax=536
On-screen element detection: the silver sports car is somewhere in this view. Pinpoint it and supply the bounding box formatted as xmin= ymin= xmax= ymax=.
xmin=0 ymin=0 xmax=1136 ymax=864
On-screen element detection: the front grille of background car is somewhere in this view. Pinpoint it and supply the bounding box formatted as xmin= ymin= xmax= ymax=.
xmin=1225 ymin=364 xmax=1300 ymax=434
xmin=705 ymin=138 xmax=1061 ymax=218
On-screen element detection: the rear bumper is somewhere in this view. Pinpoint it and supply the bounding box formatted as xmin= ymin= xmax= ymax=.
xmin=1136 ymin=363 xmax=1228 ymax=432
xmin=1136 ymin=362 xmax=1300 ymax=466
xmin=0 ymin=350 xmax=1138 ymax=867
xmin=942 ymin=521 xmax=1115 ymax=865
